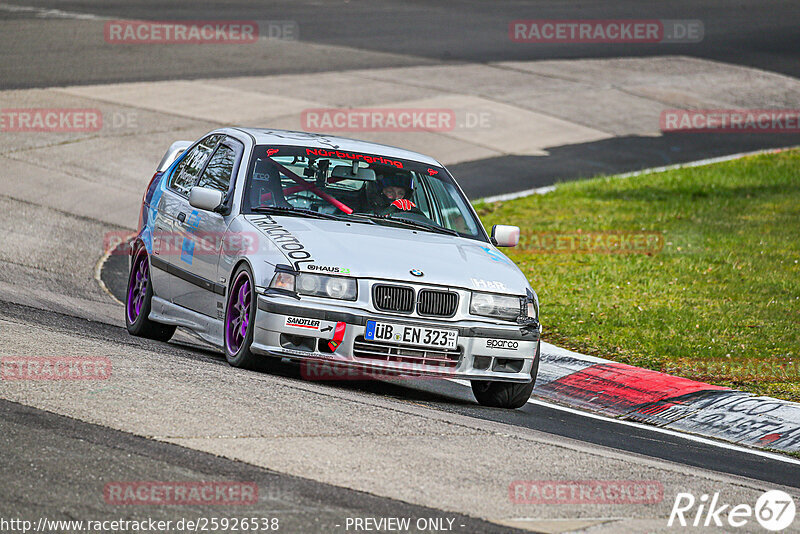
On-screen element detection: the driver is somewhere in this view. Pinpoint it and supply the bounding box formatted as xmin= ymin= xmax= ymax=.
xmin=370 ymin=171 xmax=424 ymax=216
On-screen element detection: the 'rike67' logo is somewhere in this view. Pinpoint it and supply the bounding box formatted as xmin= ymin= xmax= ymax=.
xmin=669 ymin=490 xmax=796 ymax=531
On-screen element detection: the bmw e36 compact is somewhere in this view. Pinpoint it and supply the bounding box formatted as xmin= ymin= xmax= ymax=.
xmin=126 ymin=128 xmax=541 ymax=408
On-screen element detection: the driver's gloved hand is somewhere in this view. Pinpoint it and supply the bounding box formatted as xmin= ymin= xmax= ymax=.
xmin=391 ymin=199 xmax=416 ymax=211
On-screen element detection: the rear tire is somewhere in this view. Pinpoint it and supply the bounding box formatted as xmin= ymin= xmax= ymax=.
xmin=224 ymin=264 xmax=260 ymax=369
xmin=471 ymin=340 xmax=540 ymax=409
xmin=125 ymin=246 xmax=176 ymax=342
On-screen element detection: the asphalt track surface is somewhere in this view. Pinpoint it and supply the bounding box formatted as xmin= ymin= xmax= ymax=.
xmin=2 ymin=0 xmax=799 ymax=196
xmin=52 ymin=272 xmax=800 ymax=496
xmin=1 ymin=0 xmax=799 ymax=87
xmin=0 ymin=397 xmax=522 ymax=534
xmin=2 ymin=1 xmax=800 ymax=531
xmin=67 ymin=271 xmax=800 ymax=491
xmin=3 ymin=299 xmax=800 ymax=516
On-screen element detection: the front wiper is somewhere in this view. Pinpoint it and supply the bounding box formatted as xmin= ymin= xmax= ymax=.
xmin=251 ymin=206 xmax=342 ymax=221
xmin=252 ymin=206 xmax=382 ymax=227
xmin=366 ymin=215 xmax=460 ymax=236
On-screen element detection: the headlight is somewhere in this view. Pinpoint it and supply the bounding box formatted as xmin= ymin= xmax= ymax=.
xmin=470 ymin=292 xmax=522 ymax=321
xmin=269 ymin=271 xmax=295 ymax=291
xmin=527 ymin=289 xmax=539 ymax=322
xmin=296 ymin=273 xmax=357 ymax=301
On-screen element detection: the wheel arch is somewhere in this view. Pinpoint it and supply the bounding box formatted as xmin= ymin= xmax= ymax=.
xmin=228 ymin=258 xmax=255 ymax=284
xmin=225 ymin=258 xmax=258 ymax=307
xmin=128 ymin=237 xmax=148 ymax=272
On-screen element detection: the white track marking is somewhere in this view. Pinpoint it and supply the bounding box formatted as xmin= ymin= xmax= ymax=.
xmin=93 ymin=234 xmax=131 ymax=307
xmin=526 ymin=397 xmax=800 ymax=465
xmin=448 ymin=378 xmax=800 ymax=465
xmin=0 ymin=2 xmax=102 ymax=20
xmin=526 ymin=395 xmax=800 ymax=466
xmin=477 ymin=145 xmax=799 ymax=203
xmin=477 ymin=185 xmax=555 ymax=203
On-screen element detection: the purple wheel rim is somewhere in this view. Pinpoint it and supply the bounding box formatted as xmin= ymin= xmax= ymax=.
xmin=225 ymin=271 xmax=251 ymax=354
xmin=127 ymin=248 xmax=149 ymax=324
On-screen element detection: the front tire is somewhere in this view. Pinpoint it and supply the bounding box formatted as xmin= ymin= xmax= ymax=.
xmin=224 ymin=264 xmax=259 ymax=369
xmin=125 ymin=246 xmax=176 ymax=342
xmin=471 ymin=340 xmax=540 ymax=409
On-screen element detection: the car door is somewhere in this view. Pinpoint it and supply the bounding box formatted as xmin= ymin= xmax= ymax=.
xmin=149 ymin=209 xmax=173 ymax=299
xmin=154 ymin=134 xmax=223 ymax=304
xmin=173 ymin=137 xmax=244 ymax=318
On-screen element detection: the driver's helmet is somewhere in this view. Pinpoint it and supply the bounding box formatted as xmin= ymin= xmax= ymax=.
xmin=369 ymin=171 xmax=412 ymax=208
xmin=365 ymin=167 xmax=413 ymax=211
xmin=378 ymin=171 xmax=413 ymax=194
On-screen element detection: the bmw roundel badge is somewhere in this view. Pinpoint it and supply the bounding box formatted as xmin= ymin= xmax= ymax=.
xmin=410 ymin=269 xmax=424 ymax=277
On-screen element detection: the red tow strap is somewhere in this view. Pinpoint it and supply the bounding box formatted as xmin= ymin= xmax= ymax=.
xmin=327 ymin=321 xmax=347 ymax=351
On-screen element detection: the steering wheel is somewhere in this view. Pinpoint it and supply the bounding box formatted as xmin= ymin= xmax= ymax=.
xmin=386 ymin=211 xmax=431 ymax=223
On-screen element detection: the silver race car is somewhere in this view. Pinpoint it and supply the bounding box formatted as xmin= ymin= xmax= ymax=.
xmin=126 ymin=128 xmax=541 ymax=408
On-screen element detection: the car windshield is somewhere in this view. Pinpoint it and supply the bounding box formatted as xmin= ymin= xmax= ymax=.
xmin=242 ymin=145 xmax=486 ymax=240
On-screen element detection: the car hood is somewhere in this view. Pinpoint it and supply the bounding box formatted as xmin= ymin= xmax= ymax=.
xmin=244 ymin=214 xmax=529 ymax=294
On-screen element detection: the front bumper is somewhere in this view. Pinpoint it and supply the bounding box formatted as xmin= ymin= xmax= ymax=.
xmin=252 ymin=294 xmax=540 ymax=382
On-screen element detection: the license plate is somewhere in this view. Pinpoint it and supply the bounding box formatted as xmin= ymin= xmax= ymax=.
xmin=365 ymin=320 xmax=458 ymax=350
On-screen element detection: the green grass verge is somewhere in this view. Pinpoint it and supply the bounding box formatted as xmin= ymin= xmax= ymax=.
xmin=475 ymin=149 xmax=800 ymax=401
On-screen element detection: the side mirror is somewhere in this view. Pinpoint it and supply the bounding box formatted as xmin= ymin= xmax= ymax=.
xmin=491 ymin=225 xmax=520 ymax=247
xmin=189 ymin=186 xmax=223 ymax=212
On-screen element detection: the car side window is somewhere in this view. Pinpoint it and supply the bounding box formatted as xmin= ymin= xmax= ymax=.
xmin=410 ymin=178 xmax=433 ymax=219
xmin=424 ymin=176 xmax=480 ymax=235
xmin=197 ymin=144 xmax=236 ymax=194
xmin=169 ymin=134 xmax=223 ymax=196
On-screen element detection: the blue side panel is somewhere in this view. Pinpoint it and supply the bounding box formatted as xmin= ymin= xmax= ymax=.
xmin=181 ymin=238 xmax=195 ymax=265
xmin=180 ymin=210 xmax=202 ymax=264
xmin=481 ymin=246 xmax=513 ymax=265
xmin=138 ymin=173 xmax=162 ymax=254
xmin=140 ymin=178 xmax=165 ymax=255
xmin=140 ymin=153 xmax=184 ymax=254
